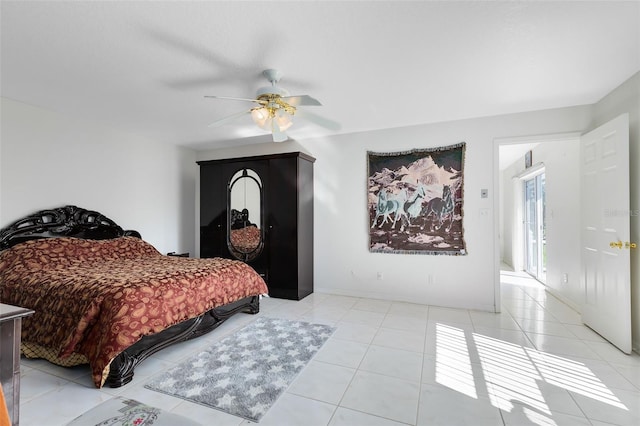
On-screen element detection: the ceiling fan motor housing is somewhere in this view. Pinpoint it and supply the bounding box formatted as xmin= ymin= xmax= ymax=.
xmin=256 ymin=85 xmax=289 ymax=98
xmin=256 ymin=68 xmax=289 ymax=97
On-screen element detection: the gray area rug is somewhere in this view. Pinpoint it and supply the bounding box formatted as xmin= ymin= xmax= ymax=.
xmin=145 ymin=317 xmax=335 ymax=422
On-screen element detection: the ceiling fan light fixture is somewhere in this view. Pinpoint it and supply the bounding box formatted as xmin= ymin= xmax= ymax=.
xmin=251 ymin=107 xmax=270 ymax=129
xmin=251 ymin=104 xmax=294 ymax=135
xmin=275 ymin=109 xmax=294 ymax=131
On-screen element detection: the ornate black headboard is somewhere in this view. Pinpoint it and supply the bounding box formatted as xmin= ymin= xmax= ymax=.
xmin=0 ymin=205 xmax=141 ymax=250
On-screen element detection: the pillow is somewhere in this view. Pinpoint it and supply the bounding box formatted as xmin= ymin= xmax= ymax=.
xmin=0 ymin=237 xmax=161 ymax=271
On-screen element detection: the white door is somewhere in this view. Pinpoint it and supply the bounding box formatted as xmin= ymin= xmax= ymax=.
xmin=581 ymin=113 xmax=631 ymax=354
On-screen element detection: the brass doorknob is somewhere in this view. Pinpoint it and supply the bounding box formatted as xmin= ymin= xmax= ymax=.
xmin=625 ymin=242 xmax=637 ymax=249
xmin=610 ymin=241 xmax=623 ymax=249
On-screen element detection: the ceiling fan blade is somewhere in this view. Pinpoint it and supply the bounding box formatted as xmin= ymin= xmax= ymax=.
xmin=295 ymin=109 xmax=341 ymax=131
xmin=283 ymin=95 xmax=322 ymax=107
xmin=205 ymin=95 xmax=264 ymax=104
xmin=208 ymin=109 xmax=252 ymax=127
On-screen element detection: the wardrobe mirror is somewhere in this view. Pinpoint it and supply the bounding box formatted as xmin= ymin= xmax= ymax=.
xmin=227 ymin=168 xmax=264 ymax=261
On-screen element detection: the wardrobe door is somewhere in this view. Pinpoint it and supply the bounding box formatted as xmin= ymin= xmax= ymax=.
xmin=296 ymin=156 xmax=314 ymax=299
xmin=268 ymin=154 xmax=314 ymax=300
xmin=199 ymin=164 xmax=225 ymax=258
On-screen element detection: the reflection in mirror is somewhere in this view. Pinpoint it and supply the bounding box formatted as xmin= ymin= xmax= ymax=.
xmin=228 ymin=168 xmax=263 ymax=262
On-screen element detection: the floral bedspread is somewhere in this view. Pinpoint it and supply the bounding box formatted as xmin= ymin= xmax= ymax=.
xmin=0 ymin=237 xmax=268 ymax=388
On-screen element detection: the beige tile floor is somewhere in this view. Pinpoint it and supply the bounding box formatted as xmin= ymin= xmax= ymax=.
xmin=18 ymin=268 xmax=640 ymax=425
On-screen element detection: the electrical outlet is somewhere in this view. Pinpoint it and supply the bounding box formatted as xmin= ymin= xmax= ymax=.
xmin=562 ymin=273 xmax=568 ymax=284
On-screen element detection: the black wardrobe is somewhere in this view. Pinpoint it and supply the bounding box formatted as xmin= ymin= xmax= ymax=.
xmin=198 ymin=152 xmax=314 ymax=300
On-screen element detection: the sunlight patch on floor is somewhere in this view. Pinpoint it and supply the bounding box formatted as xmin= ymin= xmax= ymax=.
xmin=434 ymin=322 xmax=628 ymax=425
xmin=521 ymin=406 xmax=559 ymax=426
xmin=500 ymin=272 xmax=542 ymax=288
xmin=526 ymin=349 xmax=628 ymax=410
xmin=435 ymin=323 xmax=477 ymax=399
xmin=474 ymin=333 xmax=549 ymax=415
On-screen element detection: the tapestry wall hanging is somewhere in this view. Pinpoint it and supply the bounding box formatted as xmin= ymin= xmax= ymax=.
xmin=368 ymin=142 xmax=467 ymax=255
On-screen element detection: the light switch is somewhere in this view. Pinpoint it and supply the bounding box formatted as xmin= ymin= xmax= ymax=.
xmin=481 ymin=189 xmax=488 ymax=198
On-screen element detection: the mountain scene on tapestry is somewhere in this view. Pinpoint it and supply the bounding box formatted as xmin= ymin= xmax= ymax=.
xmin=368 ymin=142 xmax=467 ymax=255
xmin=145 ymin=317 xmax=335 ymax=422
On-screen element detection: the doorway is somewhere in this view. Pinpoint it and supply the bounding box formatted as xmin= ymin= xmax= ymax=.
xmin=523 ymin=172 xmax=546 ymax=283
xmin=492 ymin=132 xmax=581 ymax=313
xmin=495 ymin=121 xmax=632 ymax=354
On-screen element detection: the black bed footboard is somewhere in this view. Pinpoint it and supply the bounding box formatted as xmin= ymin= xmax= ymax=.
xmin=105 ymin=295 xmax=260 ymax=388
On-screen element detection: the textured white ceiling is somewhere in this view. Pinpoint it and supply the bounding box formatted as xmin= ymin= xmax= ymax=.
xmin=1 ymin=1 xmax=639 ymax=150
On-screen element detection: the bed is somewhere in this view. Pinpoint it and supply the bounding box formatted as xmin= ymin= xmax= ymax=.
xmin=0 ymin=206 xmax=268 ymax=388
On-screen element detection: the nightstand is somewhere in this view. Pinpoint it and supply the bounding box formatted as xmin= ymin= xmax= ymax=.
xmin=167 ymin=252 xmax=189 ymax=257
xmin=0 ymin=303 xmax=34 ymax=426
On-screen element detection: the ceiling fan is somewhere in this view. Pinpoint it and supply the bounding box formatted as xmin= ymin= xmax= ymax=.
xmin=205 ymin=69 xmax=339 ymax=142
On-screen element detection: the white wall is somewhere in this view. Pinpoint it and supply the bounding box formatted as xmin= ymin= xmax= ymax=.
xmin=592 ymin=71 xmax=640 ymax=352
xmin=0 ymin=97 xmax=197 ymax=256
xmin=198 ymin=105 xmax=592 ymax=312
